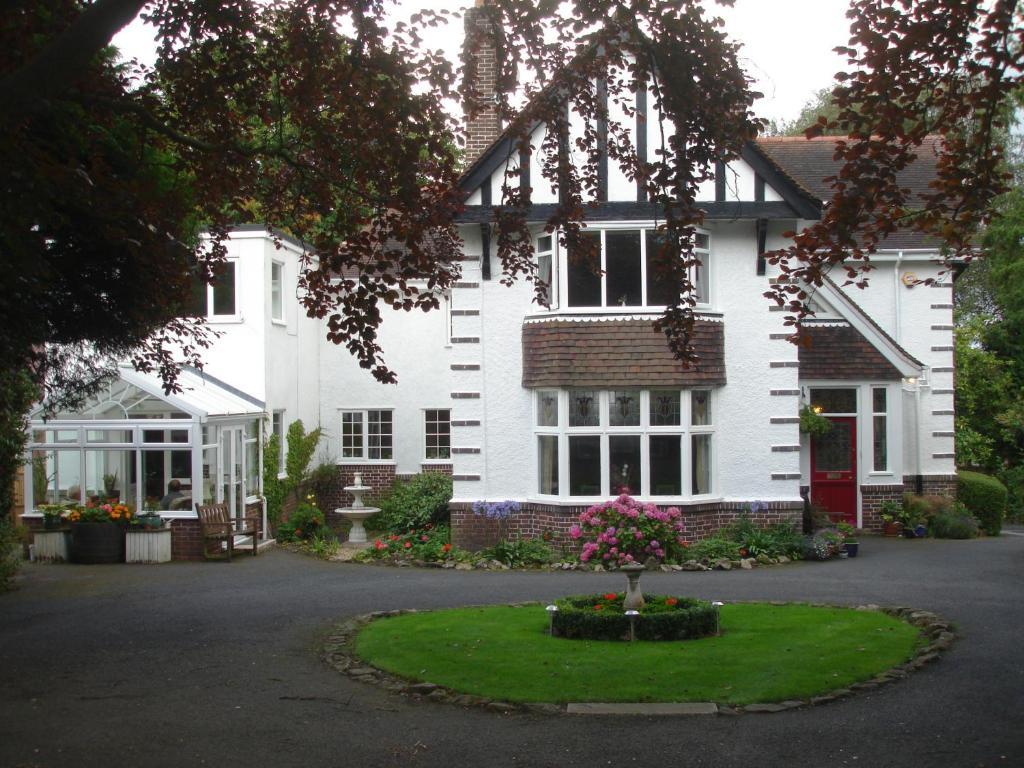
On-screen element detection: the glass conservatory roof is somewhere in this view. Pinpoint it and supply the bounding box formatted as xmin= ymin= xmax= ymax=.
xmin=38 ymin=366 xmax=264 ymax=421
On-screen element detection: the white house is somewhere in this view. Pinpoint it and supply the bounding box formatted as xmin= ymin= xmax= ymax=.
xmin=22 ymin=5 xmax=956 ymax=556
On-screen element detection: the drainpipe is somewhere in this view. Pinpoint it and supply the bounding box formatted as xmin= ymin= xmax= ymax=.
xmin=894 ymin=251 xmax=903 ymax=344
xmin=914 ymin=381 xmax=923 ymax=494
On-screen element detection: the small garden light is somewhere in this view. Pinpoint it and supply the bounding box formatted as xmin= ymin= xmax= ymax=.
xmin=712 ymin=601 xmax=724 ymax=636
xmin=546 ymin=604 xmax=559 ymax=635
xmin=625 ymin=610 xmax=640 ymax=642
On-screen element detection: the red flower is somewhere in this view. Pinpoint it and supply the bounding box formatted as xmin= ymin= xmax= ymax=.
xmin=594 ymin=604 xmax=605 ymax=611
xmin=404 ymin=541 xmax=412 ymax=549
xmin=420 ymin=535 xmax=429 ymax=542
xmin=374 ymin=539 xmax=385 ymax=550
xmin=442 ymin=543 xmax=452 ymax=553
xmin=739 ymin=548 xmax=749 ymax=557
xmin=665 ymin=597 xmax=678 ymax=606
xmin=603 ymin=593 xmax=618 ymax=601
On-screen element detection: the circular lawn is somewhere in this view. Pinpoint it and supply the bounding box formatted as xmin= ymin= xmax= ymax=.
xmin=354 ymin=602 xmax=922 ymax=706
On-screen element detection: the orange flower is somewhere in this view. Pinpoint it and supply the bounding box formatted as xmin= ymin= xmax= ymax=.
xmin=665 ymin=597 xmax=678 ymax=606
xmin=442 ymin=543 xmax=452 ymax=553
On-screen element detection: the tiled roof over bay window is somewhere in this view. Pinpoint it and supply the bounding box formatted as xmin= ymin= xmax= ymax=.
xmin=797 ymin=323 xmax=903 ymax=380
xmin=522 ymin=317 xmax=725 ymax=388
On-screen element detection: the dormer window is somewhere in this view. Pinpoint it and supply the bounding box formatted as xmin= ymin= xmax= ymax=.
xmin=562 ymin=228 xmax=710 ymax=310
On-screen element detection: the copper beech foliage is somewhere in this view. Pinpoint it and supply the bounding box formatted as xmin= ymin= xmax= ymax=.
xmin=764 ymin=0 xmax=1024 ymax=328
xmin=1 ymin=0 xmax=1021 ymax=397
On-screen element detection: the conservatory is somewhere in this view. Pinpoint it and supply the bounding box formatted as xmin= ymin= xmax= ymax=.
xmin=25 ymin=366 xmax=267 ymax=537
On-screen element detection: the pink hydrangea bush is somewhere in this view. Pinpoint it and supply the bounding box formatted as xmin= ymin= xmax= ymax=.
xmin=569 ymin=494 xmax=688 ymax=567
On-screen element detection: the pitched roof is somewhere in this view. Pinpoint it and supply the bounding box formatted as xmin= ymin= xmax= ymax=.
xmin=798 ymin=323 xmax=903 ymax=381
xmin=755 ymin=136 xmax=945 ymax=250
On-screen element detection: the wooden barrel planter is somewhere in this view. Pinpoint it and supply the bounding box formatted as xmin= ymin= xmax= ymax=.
xmin=70 ymin=522 xmax=126 ymax=564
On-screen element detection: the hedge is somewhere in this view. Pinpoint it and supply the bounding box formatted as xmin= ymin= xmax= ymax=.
xmin=552 ymin=594 xmax=718 ymax=641
xmin=957 ymin=470 xmax=1007 ymax=536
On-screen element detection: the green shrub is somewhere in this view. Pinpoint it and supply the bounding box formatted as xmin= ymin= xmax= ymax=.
xmin=999 ymin=465 xmax=1024 ymax=523
xmin=276 ymin=496 xmax=327 ymax=543
xmin=552 ymin=594 xmax=718 ymax=641
xmin=0 ymin=518 xmax=21 ymax=591
xmin=957 ymin=470 xmax=1007 ymax=535
xmin=306 ymin=529 xmax=340 ymax=559
xmin=929 ymin=505 xmax=980 ymax=539
xmin=376 ymin=473 xmax=453 ymax=533
xmin=686 ymin=537 xmax=741 ymax=562
xmin=902 ymin=494 xmax=954 ymax=526
xmin=482 ymin=537 xmax=556 ymax=568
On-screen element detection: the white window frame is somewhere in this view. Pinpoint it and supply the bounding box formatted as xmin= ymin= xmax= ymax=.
xmin=205 ymin=258 xmax=241 ymax=322
xmin=271 ymin=410 xmax=286 ymax=478
xmin=557 ymin=224 xmax=712 ymax=312
xmin=270 ymin=260 xmax=285 ymax=324
xmin=339 ymin=409 xmax=394 ymax=462
xmin=424 ymin=408 xmax=451 ymax=462
xmin=535 ymin=234 xmax=558 ymax=309
xmin=533 ymin=388 xmax=716 ymax=502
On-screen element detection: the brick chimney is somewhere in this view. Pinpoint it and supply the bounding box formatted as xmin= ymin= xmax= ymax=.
xmin=462 ymin=0 xmax=502 ymax=167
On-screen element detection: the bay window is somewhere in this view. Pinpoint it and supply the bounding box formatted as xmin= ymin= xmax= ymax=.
xmin=535 ymin=388 xmax=715 ymax=500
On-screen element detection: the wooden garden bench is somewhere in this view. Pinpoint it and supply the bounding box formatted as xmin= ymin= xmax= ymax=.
xmin=196 ymin=503 xmax=260 ymax=561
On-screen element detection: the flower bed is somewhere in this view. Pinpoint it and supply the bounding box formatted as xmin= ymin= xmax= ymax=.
xmin=552 ymin=593 xmax=718 ymax=641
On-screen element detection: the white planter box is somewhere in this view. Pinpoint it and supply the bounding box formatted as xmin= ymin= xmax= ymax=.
xmin=126 ymin=529 xmax=172 ymax=564
xmin=33 ymin=531 xmax=69 ymax=563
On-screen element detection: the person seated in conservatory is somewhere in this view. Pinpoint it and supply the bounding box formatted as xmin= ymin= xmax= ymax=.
xmin=160 ymin=480 xmax=184 ymax=511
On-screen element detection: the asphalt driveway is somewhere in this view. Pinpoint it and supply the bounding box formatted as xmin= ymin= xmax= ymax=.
xmin=1 ymin=532 xmax=1022 ymax=768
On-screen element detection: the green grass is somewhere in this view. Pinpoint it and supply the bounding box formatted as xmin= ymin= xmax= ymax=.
xmin=354 ymin=603 xmax=922 ymax=705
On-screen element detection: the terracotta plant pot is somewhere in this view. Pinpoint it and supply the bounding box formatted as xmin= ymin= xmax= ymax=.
xmin=883 ymin=521 xmax=902 ymax=537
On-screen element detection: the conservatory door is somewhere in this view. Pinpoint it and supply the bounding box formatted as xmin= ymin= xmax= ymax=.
xmin=810 ymin=417 xmax=857 ymax=525
xmin=219 ymin=427 xmax=244 ymax=520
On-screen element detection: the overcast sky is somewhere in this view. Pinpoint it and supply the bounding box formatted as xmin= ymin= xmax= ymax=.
xmin=113 ymin=0 xmax=854 ymax=126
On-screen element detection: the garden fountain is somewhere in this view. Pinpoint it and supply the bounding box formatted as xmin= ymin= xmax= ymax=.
xmin=335 ymin=473 xmax=378 ymax=544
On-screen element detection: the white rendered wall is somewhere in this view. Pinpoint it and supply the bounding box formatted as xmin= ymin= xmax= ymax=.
xmin=197 ymin=232 xmax=268 ymax=402
xmin=835 ymin=258 xmax=956 ymax=478
xmin=262 ymin=237 xmax=322 ymax=437
xmin=317 ymin=294 xmax=452 ymax=473
xmin=716 ymin=221 xmax=802 ymax=503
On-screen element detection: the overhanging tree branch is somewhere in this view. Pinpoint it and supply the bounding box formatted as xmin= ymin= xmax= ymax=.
xmin=0 ymin=0 xmax=147 ymax=119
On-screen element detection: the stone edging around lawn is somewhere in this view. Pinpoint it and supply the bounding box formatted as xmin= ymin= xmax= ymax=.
xmin=321 ymin=602 xmax=956 ymax=716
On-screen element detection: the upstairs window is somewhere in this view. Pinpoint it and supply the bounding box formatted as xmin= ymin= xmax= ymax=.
xmin=211 ymin=261 xmax=237 ymax=316
xmin=186 ymin=260 xmax=238 ymax=319
xmin=271 ymin=261 xmax=284 ymax=323
xmin=536 ymin=235 xmax=557 ymax=309
xmin=566 ymin=229 xmax=710 ymax=309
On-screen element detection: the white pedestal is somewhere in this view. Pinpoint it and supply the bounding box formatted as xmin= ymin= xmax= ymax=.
xmin=34 ymin=531 xmax=69 ymax=562
xmin=126 ymin=529 xmax=172 ymax=563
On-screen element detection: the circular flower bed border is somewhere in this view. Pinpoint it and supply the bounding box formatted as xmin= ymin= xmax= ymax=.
xmin=321 ymin=602 xmax=955 ymax=715
xmin=552 ymin=594 xmax=718 ymax=641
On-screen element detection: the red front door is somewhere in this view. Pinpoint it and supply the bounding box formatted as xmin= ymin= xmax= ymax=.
xmin=810 ymin=417 xmax=857 ymax=525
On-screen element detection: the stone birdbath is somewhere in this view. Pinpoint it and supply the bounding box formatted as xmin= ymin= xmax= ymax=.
xmin=334 ymin=473 xmax=378 ymax=544
xmin=621 ymin=562 xmax=646 ymax=611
